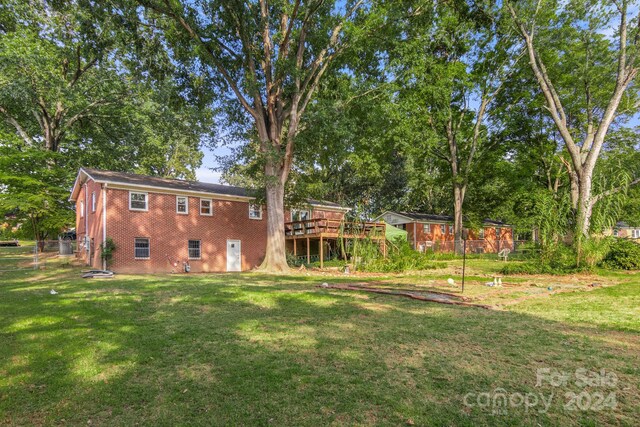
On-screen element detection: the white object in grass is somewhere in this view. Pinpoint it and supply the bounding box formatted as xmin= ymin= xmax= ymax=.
xmin=50 ymin=289 xmax=58 ymax=295
xmin=447 ymin=278 xmax=455 ymax=286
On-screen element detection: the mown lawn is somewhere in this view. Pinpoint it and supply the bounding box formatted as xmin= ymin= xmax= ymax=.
xmin=1 ymin=261 xmax=639 ymax=426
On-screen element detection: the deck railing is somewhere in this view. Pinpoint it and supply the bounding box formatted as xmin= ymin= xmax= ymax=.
xmin=284 ymin=218 xmax=385 ymax=239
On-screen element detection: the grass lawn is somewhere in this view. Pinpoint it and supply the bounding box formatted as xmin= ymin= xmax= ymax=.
xmin=1 ymin=259 xmax=639 ymax=426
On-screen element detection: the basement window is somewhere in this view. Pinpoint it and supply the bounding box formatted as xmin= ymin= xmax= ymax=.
xmin=134 ymin=238 xmax=150 ymax=259
xmin=188 ymin=240 xmax=201 ymax=259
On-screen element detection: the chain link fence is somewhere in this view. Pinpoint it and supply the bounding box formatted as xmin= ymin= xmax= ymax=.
xmin=0 ymin=240 xmax=77 ymax=272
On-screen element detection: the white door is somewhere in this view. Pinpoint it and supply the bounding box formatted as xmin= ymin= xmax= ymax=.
xmin=226 ymin=240 xmax=241 ymax=272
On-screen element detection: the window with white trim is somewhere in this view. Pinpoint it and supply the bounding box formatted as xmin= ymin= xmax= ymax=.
xmin=249 ymin=203 xmax=262 ymax=219
xmin=292 ymin=209 xmax=310 ymax=221
xmin=479 ymin=228 xmax=485 ymax=240
xmin=200 ymin=198 xmax=212 ymax=216
xmin=134 ymin=238 xmax=150 ymax=259
xmin=633 ymin=229 xmax=640 ymax=239
xmin=91 ymin=192 xmax=96 ymax=212
xmin=613 ymin=229 xmax=619 ymax=237
xmin=440 ymin=224 xmax=445 ymax=234
xmin=176 ymin=196 xmax=188 ymax=214
xmin=129 ymin=191 xmax=148 ymax=211
xmin=423 ymin=223 xmax=431 ymax=233
xmin=80 ymin=200 xmax=85 ymax=218
xmin=448 ymin=225 xmax=453 ymax=234
xmin=188 ymin=240 xmax=201 ymax=259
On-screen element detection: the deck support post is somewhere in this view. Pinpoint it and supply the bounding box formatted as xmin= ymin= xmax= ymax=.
xmin=293 ymin=239 xmax=297 ymax=256
xmin=306 ymin=237 xmax=310 ymax=264
xmin=320 ymin=235 xmax=324 ymax=269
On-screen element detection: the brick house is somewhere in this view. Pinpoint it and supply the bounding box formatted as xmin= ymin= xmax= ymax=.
xmin=375 ymin=211 xmax=514 ymax=253
xmin=70 ymin=168 xmax=359 ymax=273
xmin=71 ymin=168 xmax=272 ymax=273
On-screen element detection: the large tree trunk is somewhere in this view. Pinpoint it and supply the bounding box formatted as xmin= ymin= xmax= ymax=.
xmin=260 ymin=178 xmax=288 ymax=272
xmin=257 ymin=153 xmax=290 ymax=272
xmin=453 ymin=184 xmax=465 ymax=255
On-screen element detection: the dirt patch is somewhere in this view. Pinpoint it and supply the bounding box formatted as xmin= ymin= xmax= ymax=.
xmin=318 ymin=283 xmax=492 ymax=309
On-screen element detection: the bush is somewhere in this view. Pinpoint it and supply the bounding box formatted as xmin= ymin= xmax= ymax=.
xmin=601 ymin=239 xmax=640 ymax=270
xmin=360 ymin=239 xmax=442 ymax=273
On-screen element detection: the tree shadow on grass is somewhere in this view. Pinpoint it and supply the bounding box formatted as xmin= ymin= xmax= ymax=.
xmin=0 ymin=270 xmax=638 ymax=426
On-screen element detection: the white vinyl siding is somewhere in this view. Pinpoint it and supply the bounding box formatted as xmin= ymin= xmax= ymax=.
xmin=200 ymin=198 xmax=212 ymax=216
xmin=176 ymin=196 xmax=188 ymax=214
xmin=134 ymin=238 xmax=150 ymax=259
xmin=129 ymin=191 xmax=148 ymax=211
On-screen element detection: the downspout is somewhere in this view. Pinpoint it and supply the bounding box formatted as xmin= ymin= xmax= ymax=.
xmin=102 ymin=183 xmax=107 ymax=270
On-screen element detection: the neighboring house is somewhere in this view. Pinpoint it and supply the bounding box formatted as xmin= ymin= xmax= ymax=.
xmin=375 ymin=211 xmax=514 ymax=253
xmin=608 ymin=222 xmax=640 ymax=240
xmin=70 ymin=168 xmax=269 ymax=273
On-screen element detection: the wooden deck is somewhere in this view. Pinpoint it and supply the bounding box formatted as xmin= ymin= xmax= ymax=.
xmin=284 ymin=218 xmax=385 ymax=239
xmin=285 ymin=219 xmax=386 ymax=268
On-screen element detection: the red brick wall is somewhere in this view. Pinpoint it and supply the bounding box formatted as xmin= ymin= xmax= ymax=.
xmin=405 ymin=222 xmax=513 ymax=253
xmin=105 ymin=188 xmax=267 ymax=273
xmin=75 ymin=179 xmax=104 ymax=267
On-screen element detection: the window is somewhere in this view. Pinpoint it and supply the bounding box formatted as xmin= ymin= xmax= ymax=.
xmin=134 ymin=238 xmax=150 ymax=259
xmin=188 ymin=240 xmax=201 ymax=259
xmin=613 ymin=229 xmax=619 ymax=237
xmin=496 ymin=227 xmax=502 ymax=238
xmin=633 ymin=229 xmax=640 ymax=239
xmin=423 ymin=223 xmax=431 ymax=233
xmin=176 ymin=196 xmax=188 ymax=214
xmin=440 ymin=224 xmax=445 ymax=234
xmin=448 ymin=225 xmax=453 ymax=234
xmin=200 ymin=198 xmax=212 ymax=216
xmin=292 ymin=209 xmax=310 ymax=221
xmin=80 ymin=200 xmax=84 ymax=218
xmin=129 ymin=191 xmax=148 ymax=211
xmin=91 ymin=192 xmax=96 ymax=212
xmin=479 ymin=228 xmax=485 ymax=240
xmin=249 ymin=203 xmax=262 ymax=220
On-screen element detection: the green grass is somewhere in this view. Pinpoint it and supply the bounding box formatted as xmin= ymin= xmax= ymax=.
xmin=1 ymin=260 xmax=639 ymax=426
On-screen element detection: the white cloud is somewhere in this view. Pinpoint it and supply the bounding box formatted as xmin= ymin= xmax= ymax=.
xmin=195 ymin=167 xmax=222 ymax=183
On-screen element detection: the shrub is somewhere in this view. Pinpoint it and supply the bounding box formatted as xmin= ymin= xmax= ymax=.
xmin=601 ymin=239 xmax=640 ymax=270
xmin=100 ymin=238 xmax=116 ymax=268
xmin=360 ymin=239 xmax=442 ymax=273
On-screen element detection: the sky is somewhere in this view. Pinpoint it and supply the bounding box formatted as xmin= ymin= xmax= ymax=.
xmin=195 ymin=147 xmax=222 ymax=183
